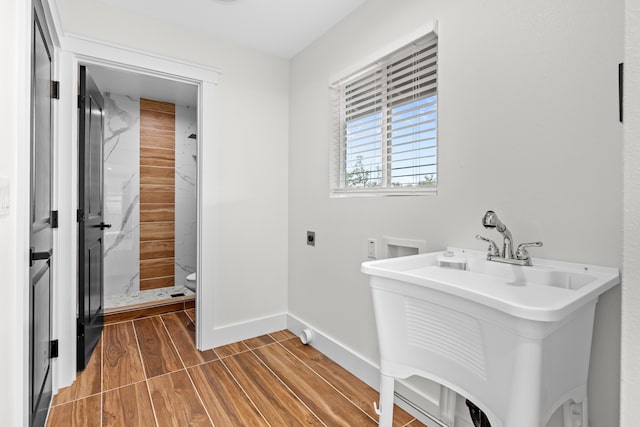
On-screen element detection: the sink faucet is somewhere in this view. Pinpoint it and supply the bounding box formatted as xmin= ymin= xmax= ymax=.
xmin=476 ymin=210 xmax=543 ymax=266
xmin=481 ymin=210 xmax=514 ymax=259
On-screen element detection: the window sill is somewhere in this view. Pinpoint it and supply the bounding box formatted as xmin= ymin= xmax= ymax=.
xmin=330 ymin=187 xmax=437 ymax=198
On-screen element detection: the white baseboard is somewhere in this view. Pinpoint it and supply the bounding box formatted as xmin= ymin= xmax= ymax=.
xmin=208 ymin=312 xmax=288 ymax=347
xmin=286 ymin=313 xmax=451 ymax=427
xmin=287 ymin=314 xmax=381 ymax=388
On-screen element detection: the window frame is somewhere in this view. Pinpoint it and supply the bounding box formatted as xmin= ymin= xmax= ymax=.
xmin=329 ymin=27 xmax=439 ymax=198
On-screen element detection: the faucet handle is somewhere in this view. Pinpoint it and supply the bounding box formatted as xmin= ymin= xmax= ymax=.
xmin=476 ymin=235 xmax=500 ymax=257
xmin=516 ymin=241 xmax=543 ymax=260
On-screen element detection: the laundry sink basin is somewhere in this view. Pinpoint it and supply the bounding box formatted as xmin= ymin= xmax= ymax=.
xmin=362 ymin=248 xmax=619 ymax=427
xmin=362 ymin=248 xmax=618 ymax=322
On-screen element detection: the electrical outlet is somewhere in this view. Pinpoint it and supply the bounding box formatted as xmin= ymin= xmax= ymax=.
xmin=367 ymin=238 xmax=377 ymax=259
xmin=307 ymin=231 xmax=316 ymax=246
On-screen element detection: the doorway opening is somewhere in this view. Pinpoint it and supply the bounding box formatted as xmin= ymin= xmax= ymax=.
xmin=82 ymin=64 xmax=199 ymax=319
xmin=57 ymin=38 xmax=218 ymax=392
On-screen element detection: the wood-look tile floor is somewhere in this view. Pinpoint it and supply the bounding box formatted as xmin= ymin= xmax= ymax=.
xmin=47 ymin=309 xmax=427 ymax=427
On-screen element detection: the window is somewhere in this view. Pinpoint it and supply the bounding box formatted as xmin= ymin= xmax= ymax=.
xmin=330 ymin=33 xmax=438 ymax=196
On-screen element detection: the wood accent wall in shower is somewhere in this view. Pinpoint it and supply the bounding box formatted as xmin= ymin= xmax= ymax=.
xmin=139 ymin=98 xmax=175 ymax=291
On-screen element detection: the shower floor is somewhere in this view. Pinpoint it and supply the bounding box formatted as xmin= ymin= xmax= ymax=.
xmin=105 ymin=286 xmax=195 ymax=310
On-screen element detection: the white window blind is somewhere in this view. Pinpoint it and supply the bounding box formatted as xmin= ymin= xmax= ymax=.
xmin=331 ymin=33 xmax=438 ymax=195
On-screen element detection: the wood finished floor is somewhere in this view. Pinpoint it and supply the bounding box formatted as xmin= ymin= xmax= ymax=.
xmin=47 ymin=309 xmax=427 ymax=427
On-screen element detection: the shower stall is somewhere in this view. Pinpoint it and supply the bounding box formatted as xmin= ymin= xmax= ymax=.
xmin=101 ymin=91 xmax=198 ymax=312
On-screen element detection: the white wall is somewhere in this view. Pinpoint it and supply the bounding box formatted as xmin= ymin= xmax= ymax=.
xmin=289 ymin=0 xmax=623 ymax=425
xmin=56 ymin=0 xmax=290 ymax=327
xmin=622 ymin=0 xmax=640 ymax=424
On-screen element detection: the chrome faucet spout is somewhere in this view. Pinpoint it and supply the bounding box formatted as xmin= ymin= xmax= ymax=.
xmin=478 ymin=210 xmax=541 ymax=265
xmin=482 ymin=211 xmax=514 ymax=259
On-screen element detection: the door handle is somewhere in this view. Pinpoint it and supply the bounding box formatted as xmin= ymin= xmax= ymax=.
xmin=93 ymin=222 xmax=112 ymax=230
xmin=30 ymin=247 xmax=51 ymax=267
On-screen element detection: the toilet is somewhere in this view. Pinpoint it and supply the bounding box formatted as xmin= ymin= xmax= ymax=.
xmin=185 ymin=272 xmax=197 ymax=291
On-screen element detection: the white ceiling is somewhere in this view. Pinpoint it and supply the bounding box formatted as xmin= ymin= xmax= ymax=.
xmin=88 ymin=65 xmax=199 ymax=108
xmin=98 ymin=0 xmax=367 ymax=58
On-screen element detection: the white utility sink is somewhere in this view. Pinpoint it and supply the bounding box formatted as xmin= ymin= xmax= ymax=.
xmin=362 ymin=248 xmax=619 ymax=427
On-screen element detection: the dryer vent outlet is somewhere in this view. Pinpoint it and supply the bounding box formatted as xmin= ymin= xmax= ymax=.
xmin=299 ymin=328 xmax=314 ymax=345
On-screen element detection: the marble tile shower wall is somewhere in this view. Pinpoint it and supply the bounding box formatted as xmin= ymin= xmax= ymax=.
xmin=104 ymin=93 xmax=140 ymax=297
xmin=175 ymin=105 xmax=197 ymax=289
xmin=103 ymin=94 xmax=197 ymax=300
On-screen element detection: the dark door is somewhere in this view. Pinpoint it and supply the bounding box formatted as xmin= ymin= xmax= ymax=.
xmin=29 ymin=1 xmax=54 ymax=425
xmin=77 ymin=66 xmax=107 ymax=370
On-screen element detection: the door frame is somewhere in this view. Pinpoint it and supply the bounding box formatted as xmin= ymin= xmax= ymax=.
xmin=54 ymin=35 xmax=220 ymax=391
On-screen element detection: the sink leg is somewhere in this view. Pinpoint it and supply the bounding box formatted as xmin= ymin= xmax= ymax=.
xmin=378 ymin=374 xmax=395 ymax=427
xmin=582 ymin=398 xmax=589 ymax=427
xmin=506 ymin=341 xmax=542 ymax=427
